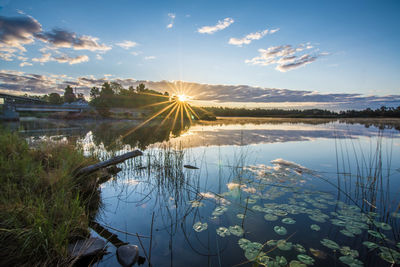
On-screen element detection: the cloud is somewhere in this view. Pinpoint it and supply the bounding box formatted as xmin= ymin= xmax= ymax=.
xmin=197 ymin=17 xmax=234 ymax=34
xmin=116 ymin=40 xmax=138 ymax=50
xmin=245 ymin=43 xmax=324 ymax=72
xmin=167 ymin=13 xmax=176 ymax=29
xmin=36 ymin=29 xmax=111 ymax=51
xmin=1 ymin=71 xmax=399 ymax=110
xmin=32 ymin=53 xmax=52 ymax=63
xmin=131 ymin=51 xmax=141 ymax=56
xmin=0 ymin=15 xmax=42 ymax=52
xmin=19 ymin=61 xmax=32 ymax=67
xmin=229 ymin=28 xmax=279 ymax=46
xmin=96 ymin=54 xmax=103 ymax=60
xmin=53 ymin=54 xmax=89 ymax=64
xmin=144 ymin=56 xmax=156 ymax=60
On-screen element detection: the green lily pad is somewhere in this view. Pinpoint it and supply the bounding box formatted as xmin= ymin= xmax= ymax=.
xmin=193 ymin=222 xmax=208 ymax=232
xmin=264 ymin=214 xmax=279 ymax=221
xmin=282 ymin=217 xmax=296 ymax=224
xmin=229 ymin=225 xmax=244 ymax=236
xmin=339 ymin=255 xmax=363 ymax=266
xmin=340 ymin=246 xmax=359 ymax=258
xmin=297 ymin=254 xmax=315 ymax=265
xmin=340 ymin=229 xmax=355 ymax=238
xmin=320 ymin=238 xmax=340 ymax=250
xmin=212 ymin=206 xmax=228 ymax=216
xmin=238 ymin=238 xmax=251 ymax=249
xmin=237 ymin=213 xmax=245 ymax=219
xmin=367 ymin=230 xmax=386 ymax=239
xmin=345 ymin=225 xmax=362 ymax=235
xmin=289 ymin=260 xmax=307 ymax=267
xmin=277 ymin=240 xmax=292 ymax=251
xmin=274 ymin=226 xmax=287 ymax=235
xmin=190 ymin=200 xmax=204 ymax=207
xmin=362 ymin=241 xmax=379 ymax=249
xmin=266 ymin=240 xmax=277 ymax=247
xmin=309 ymin=215 xmax=326 ymax=223
xmin=216 ymin=227 xmax=230 ymax=237
xmin=310 ymin=224 xmax=320 ymax=231
xmin=275 ymin=256 xmax=287 ymax=266
xmin=379 ymin=252 xmax=396 ymax=264
xmin=293 ymin=244 xmax=306 ymax=253
xmin=375 ymin=221 xmax=392 ymax=231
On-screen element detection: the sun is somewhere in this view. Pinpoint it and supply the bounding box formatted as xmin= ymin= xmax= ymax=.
xmin=177 ymin=94 xmax=188 ymax=102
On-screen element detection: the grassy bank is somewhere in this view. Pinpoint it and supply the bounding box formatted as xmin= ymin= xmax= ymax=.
xmin=0 ymin=130 xmax=101 ymax=266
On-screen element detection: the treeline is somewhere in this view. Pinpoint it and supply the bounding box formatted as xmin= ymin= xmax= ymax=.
xmin=24 ymin=85 xmax=85 ymax=104
xmin=203 ymin=106 xmax=400 ymax=118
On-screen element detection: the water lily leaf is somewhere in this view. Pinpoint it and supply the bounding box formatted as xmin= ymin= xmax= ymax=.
xmin=289 ymin=260 xmax=307 ymax=267
xmin=340 ymin=229 xmax=355 ymax=238
xmin=297 ymin=254 xmax=315 ymax=265
xmin=367 ymin=230 xmax=386 ymax=239
xmin=379 ymin=252 xmax=396 ymax=264
xmin=277 ymin=240 xmax=292 ymax=251
xmin=237 ymin=213 xmax=245 ymax=219
xmin=264 ymin=214 xmax=279 ymax=221
xmin=238 ymin=238 xmax=251 ymax=249
xmin=275 ymin=255 xmax=287 ymax=266
xmin=310 ymin=224 xmax=320 ymax=231
xmin=375 ymin=221 xmax=392 ymax=231
xmin=273 ymin=226 xmax=287 ymax=235
xmin=294 ymin=244 xmax=306 ymax=253
xmin=189 ymin=200 xmax=204 ymax=207
xmin=212 ymin=206 xmax=228 ymax=216
xmin=266 ymin=240 xmax=277 ymax=247
xmin=340 ymin=246 xmax=359 ymax=258
xmin=216 ymin=227 xmax=230 ymax=237
xmin=320 ymin=238 xmax=340 ymax=250
xmin=309 ymin=248 xmax=327 ymax=259
xmin=339 ymin=255 xmax=363 ymax=267
xmin=282 ymin=217 xmax=296 ymax=224
xmin=229 ymin=225 xmax=244 ymax=236
xmin=309 ymin=215 xmax=326 ymax=223
xmin=193 ymin=222 xmax=208 ymax=232
xmin=362 ymin=241 xmax=379 ymax=249
xmin=345 ymin=225 xmax=362 ymax=235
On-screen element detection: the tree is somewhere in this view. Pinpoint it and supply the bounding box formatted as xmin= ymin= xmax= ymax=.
xmin=48 ymin=93 xmax=62 ymax=104
xmin=90 ymin=87 xmax=100 ymax=99
xmin=164 ymin=91 xmax=169 ymax=96
xmin=136 ymin=83 xmax=146 ymax=93
xmin=63 ymin=85 xmax=76 ymax=103
xmin=100 ymin=82 xmax=114 ymax=97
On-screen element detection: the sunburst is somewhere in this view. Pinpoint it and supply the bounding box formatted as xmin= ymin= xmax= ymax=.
xmin=120 ymin=90 xmax=200 ymax=141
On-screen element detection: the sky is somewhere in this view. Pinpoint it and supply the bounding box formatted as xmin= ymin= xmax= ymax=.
xmin=1 ymin=0 xmax=400 ymax=109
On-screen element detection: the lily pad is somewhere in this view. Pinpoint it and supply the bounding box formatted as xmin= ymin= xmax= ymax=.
xmin=367 ymin=230 xmax=386 ymax=239
xmin=216 ymin=227 xmax=230 ymax=237
xmin=275 ymin=256 xmax=287 ymax=266
xmin=193 ymin=222 xmax=208 ymax=232
xmin=339 ymin=255 xmax=363 ymax=267
xmin=340 ymin=246 xmax=359 ymax=258
xmin=282 ymin=218 xmax=296 ymax=224
xmin=310 ymin=224 xmax=320 ymax=231
xmin=289 ymin=260 xmax=307 ymax=267
xmin=274 ymin=226 xmax=287 ymax=235
xmin=229 ymin=225 xmax=244 ymax=236
xmin=190 ymin=200 xmax=204 ymax=207
xmin=237 ymin=214 xmax=245 ymax=219
xmin=362 ymin=241 xmax=379 ymax=249
xmin=297 ymin=254 xmax=315 ymax=265
xmin=293 ymin=244 xmax=306 ymax=253
xmin=375 ymin=221 xmax=392 ymax=231
xmin=238 ymin=238 xmax=251 ymax=249
xmin=340 ymin=229 xmax=355 ymax=238
xmin=264 ymin=214 xmax=279 ymax=221
xmin=212 ymin=206 xmax=228 ymax=216
xmin=277 ymin=240 xmax=292 ymax=251
xmin=320 ymin=238 xmax=340 ymax=250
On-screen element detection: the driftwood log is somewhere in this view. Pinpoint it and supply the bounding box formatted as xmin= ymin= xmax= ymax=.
xmin=77 ymin=150 xmax=143 ymax=176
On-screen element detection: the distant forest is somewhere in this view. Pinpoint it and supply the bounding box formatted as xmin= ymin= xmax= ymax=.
xmin=23 ymin=82 xmax=400 ymax=118
xmin=203 ymin=106 xmax=400 ymax=118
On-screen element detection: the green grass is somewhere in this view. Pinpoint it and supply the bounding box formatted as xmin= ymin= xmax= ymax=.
xmin=0 ymin=130 xmax=101 ymax=266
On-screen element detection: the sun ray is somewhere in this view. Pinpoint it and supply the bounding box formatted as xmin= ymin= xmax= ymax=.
xmin=138 ymin=92 xmax=171 ymax=98
xmin=157 ymin=102 xmax=179 ymax=129
xmin=186 ymin=104 xmax=201 ymax=120
xmin=138 ymin=99 xmax=172 ymax=109
xmin=182 ymin=103 xmax=193 ymax=124
xmin=180 ymin=102 xmax=184 ymax=129
xmin=120 ymin=102 xmax=176 ymax=139
xmin=171 ymin=104 xmax=181 ymax=131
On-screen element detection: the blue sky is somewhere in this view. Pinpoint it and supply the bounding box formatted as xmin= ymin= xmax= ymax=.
xmin=0 ymin=0 xmax=399 ymax=108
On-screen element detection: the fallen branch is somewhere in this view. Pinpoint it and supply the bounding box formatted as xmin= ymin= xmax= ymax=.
xmin=76 ymin=150 xmax=143 ymax=176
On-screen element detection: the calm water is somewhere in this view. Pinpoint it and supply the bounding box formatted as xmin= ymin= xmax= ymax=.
xmin=3 ymin=117 xmax=400 ymax=266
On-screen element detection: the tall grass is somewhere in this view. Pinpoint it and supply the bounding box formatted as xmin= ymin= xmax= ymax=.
xmin=0 ymin=130 xmax=101 ymax=266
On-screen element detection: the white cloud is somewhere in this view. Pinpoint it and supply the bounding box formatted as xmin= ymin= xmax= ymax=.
xmin=19 ymin=61 xmax=32 ymax=67
xmin=197 ymin=17 xmax=234 ymax=34
xmin=116 ymin=40 xmax=138 ymax=50
xmin=245 ymin=43 xmax=324 ymax=72
xmin=167 ymin=13 xmax=176 ymax=29
xmin=130 ymin=51 xmax=141 ymax=56
xmin=32 ymin=52 xmax=52 ymax=63
xmin=144 ymin=56 xmax=156 ymax=60
xmin=229 ymin=28 xmax=279 ymax=46
xmin=53 ymin=54 xmax=89 ymax=65
xmin=96 ymin=54 xmax=103 ymax=60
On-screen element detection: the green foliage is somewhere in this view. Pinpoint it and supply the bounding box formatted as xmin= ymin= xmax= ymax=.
xmin=48 ymin=93 xmax=63 ymax=104
xmin=63 ymin=85 xmax=76 ymax=103
xmin=0 ymin=130 xmax=99 ymax=265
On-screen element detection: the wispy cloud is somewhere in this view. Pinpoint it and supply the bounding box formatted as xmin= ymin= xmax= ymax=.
xmin=53 ymin=54 xmax=89 ymax=64
xmin=36 ymin=29 xmax=111 ymax=51
xmin=19 ymin=61 xmax=32 ymax=67
xmin=32 ymin=53 xmax=52 ymax=63
xmin=167 ymin=13 xmax=176 ymax=29
xmin=229 ymin=28 xmax=279 ymax=46
xmin=197 ymin=17 xmax=234 ymax=34
xmin=116 ymin=40 xmax=138 ymax=50
xmin=144 ymin=56 xmax=156 ymax=60
xmin=245 ymin=43 xmax=324 ymax=72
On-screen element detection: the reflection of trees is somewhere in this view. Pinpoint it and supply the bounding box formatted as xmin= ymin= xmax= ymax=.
xmin=90 ymin=119 xmax=191 ymax=151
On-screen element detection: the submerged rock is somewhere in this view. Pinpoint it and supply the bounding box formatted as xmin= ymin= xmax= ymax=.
xmin=69 ymin=237 xmax=106 ymax=258
xmin=117 ymin=244 xmax=139 ymax=267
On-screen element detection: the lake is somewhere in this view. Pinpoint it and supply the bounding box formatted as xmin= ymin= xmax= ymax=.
xmin=2 ymin=117 xmax=400 ymax=266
